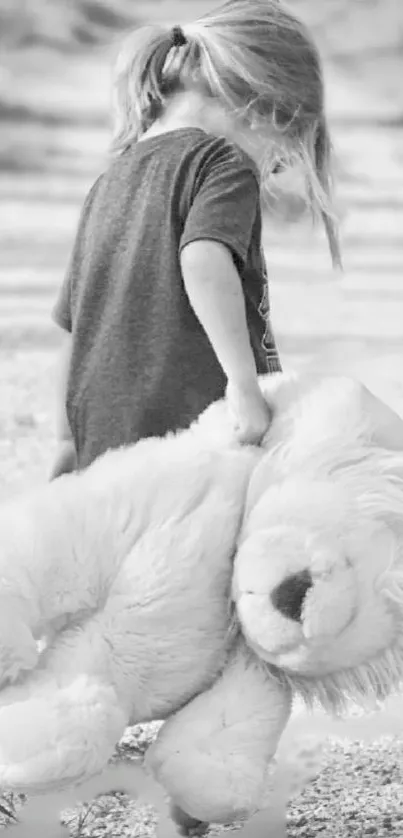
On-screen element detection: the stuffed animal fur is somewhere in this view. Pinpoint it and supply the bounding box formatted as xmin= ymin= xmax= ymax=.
xmin=0 ymin=373 xmax=402 ymax=829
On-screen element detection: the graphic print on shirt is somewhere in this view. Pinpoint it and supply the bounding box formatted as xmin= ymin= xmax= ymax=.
xmin=258 ymin=250 xmax=280 ymax=367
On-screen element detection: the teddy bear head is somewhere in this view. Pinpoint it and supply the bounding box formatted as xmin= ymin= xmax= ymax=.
xmin=233 ymin=439 xmax=403 ymax=713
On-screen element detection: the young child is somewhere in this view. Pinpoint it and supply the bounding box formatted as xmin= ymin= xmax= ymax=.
xmin=50 ymin=0 xmax=340 ymax=478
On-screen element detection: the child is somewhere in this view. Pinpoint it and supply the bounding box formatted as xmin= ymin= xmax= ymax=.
xmin=50 ymin=0 xmax=340 ymax=479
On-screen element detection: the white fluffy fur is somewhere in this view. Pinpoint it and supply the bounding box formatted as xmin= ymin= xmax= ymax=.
xmin=233 ymin=375 xmax=403 ymax=714
xmin=0 ymin=372 xmax=402 ymax=825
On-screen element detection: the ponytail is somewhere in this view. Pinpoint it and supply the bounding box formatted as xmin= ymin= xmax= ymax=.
xmin=111 ymin=24 xmax=189 ymax=152
xmin=259 ymin=112 xmax=342 ymax=270
xmin=313 ymin=117 xmax=342 ymax=270
xmin=295 ymin=115 xmax=342 ymax=270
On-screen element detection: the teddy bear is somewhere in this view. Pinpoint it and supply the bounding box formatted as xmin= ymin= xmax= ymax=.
xmin=0 ymin=372 xmax=402 ymax=834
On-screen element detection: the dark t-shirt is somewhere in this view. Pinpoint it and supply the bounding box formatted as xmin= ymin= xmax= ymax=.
xmin=53 ymin=127 xmax=282 ymax=469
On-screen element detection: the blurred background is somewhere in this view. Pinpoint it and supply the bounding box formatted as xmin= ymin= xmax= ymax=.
xmin=0 ymin=0 xmax=402 ymax=497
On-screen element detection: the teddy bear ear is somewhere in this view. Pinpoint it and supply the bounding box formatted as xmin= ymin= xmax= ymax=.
xmin=329 ymin=446 xmax=403 ymax=534
xmin=372 ymin=525 xmax=403 ymax=608
xmin=358 ymin=387 xmax=403 ymax=532
xmin=359 ymin=384 xmax=403 ymax=454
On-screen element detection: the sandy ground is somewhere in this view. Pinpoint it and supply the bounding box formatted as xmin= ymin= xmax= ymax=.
xmin=0 ymin=14 xmax=403 ymax=836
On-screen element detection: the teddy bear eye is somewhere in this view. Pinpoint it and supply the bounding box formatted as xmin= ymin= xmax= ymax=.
xmin=271 ymin=570 xmax=313 ymax=623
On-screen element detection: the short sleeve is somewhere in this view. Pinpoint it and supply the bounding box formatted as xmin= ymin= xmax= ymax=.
xmin=52 ymin=272 xmax=72 ymax=332
xmin=179 ymin=140 xmax=260 ymax=269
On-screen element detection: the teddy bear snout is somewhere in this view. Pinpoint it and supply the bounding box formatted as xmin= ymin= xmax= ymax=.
xmin=270 ymin=569 xmax=313 ymax=623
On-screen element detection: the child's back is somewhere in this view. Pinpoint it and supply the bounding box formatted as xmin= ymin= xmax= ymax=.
xmin=54 ymin=127 xmax=280 ymax=469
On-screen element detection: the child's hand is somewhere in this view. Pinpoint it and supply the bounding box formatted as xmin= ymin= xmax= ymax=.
xmin=226 ymin=380 xmax=272 ymax=446
xmin=49 ymin=440 xmax=77 ymax=481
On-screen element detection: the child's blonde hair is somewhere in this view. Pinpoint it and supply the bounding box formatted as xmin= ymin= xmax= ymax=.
xmin=111 ymin=0 xmax=340 ymax=267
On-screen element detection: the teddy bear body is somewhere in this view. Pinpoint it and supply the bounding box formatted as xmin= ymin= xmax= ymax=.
xmin=1 ymin=417 xmax=290 ymax=820
xmin=0 ymin=372 xmax=402 ymax=828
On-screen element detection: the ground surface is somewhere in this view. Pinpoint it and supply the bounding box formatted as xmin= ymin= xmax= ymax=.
xmin=0 ymin=1 xmax=403 ymax=834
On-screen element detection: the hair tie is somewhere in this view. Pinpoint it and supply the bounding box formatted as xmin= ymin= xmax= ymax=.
xmin=171 ymin=25 xmax=187 ymax=48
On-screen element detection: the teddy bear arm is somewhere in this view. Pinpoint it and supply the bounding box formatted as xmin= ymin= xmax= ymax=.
xmin=146 ymin=640 xmax=292 ymax=827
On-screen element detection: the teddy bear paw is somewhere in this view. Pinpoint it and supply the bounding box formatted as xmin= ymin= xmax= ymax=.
xmin=170 ymin=803 xmax=209 ymax=836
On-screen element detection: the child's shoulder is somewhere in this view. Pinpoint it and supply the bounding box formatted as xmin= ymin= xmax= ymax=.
xmin=191 ymin=128 xmax=258 ymax=173
xmin=169 ymin=127 xmax=260 ymax=185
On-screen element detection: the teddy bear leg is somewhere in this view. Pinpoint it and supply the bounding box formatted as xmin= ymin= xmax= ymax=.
xmin=0 ymin=618 xmax=129 ymax=792
xmin=146 ymin=641 xmax=292 ymax=828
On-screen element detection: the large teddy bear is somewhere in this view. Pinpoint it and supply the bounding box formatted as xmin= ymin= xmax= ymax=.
xmin=0 ymin=373 xmax=402 ymax=832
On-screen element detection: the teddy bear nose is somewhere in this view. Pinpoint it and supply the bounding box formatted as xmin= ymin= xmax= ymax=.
xmin=270 ymin=570 xmax=313 ymax=622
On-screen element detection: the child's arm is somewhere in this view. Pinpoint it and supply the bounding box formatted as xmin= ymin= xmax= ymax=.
xmin=181 ymin=239 xmax=271 ymax=445
xmin=49 ymin=333 xmax=77 ymax=480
